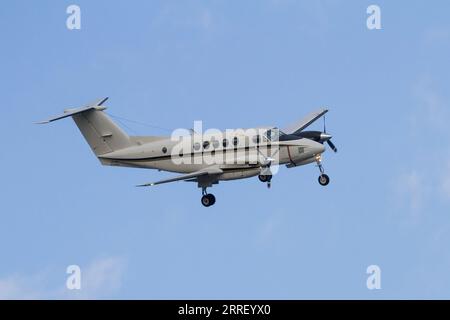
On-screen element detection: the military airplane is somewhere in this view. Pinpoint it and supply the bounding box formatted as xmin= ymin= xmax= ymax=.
xmin=37 ymin=98 xmax=337 ymax=207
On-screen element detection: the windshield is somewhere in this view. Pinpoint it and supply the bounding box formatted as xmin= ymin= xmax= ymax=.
xmin=264 ymin=128 xmax=285 ymax=141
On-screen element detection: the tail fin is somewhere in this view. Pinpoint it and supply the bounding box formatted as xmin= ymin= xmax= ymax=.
xmin=37 ymin=98 xmax=132 ymax=156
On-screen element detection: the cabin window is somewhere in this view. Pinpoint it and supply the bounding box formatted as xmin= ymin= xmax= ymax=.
xmin=212 ymin=139 xmax=220 ymax=149
xmin=193 ymin=142 xmax=201 ymax=151
xmin=252 ymin=135 xmax=260 ymax=144
xmin=162 ymin=147 xmax=167 ymax=154
xmin=233 ymin=137 xmax=239 ymax=146
xmin=203 ymin=141 xmax=210 ymax=149
xmin=222 ymin=139 xmax=229 ymax=147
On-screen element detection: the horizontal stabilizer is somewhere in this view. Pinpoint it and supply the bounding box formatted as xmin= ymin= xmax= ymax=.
xmin=35 ymin=97 xmax=109 ymax=124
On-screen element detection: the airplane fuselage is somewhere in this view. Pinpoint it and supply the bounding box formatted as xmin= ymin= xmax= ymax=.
xmin=98 ymin=131 xmax=325 ymax=182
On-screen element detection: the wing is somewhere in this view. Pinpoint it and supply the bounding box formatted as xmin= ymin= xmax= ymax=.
xmin=136 ymin=167 xmax=223 ymax=187
xmin=283 ymin=108 xmax=328 ymax=135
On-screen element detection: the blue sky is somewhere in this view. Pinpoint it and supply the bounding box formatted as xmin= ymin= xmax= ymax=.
xmin=1 ymin=0 xmax=450 ymax=299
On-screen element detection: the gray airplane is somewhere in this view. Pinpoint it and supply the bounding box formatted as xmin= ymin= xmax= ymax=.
xmin=38 ymin=98 xmax=337 ymax=207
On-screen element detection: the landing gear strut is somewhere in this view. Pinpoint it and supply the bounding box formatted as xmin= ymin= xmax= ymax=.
xmin=315 ymin=155 xmax=330 ymax=186
xmin=201 ymin=187 xmax=216 ymax=207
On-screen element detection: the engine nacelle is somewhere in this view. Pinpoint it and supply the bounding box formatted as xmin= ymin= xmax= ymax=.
xmin=219 ymin=168 xmax=260 ymax=181
xmin=286 ymin=156 xmax=317 ymax=168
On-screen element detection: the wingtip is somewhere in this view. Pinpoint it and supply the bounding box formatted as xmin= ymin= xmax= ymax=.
xmin=97 ymin=97 xmax=109 ymax=106
xmin=136 ymin=183 xmax=154 ymax=187
xmin=34 ymin=120 xmax=50 ymax=125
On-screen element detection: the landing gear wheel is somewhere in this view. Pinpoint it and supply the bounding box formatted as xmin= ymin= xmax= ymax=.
xmin=258 ymin=175 xmax=272 ymax=183
xmin=318 ymin=174 xmax=330 ymax=186
xmin=201 ymin=194 xmax=216 ymax=207
xmin=208 ymin=194 xmax=216 ymax=206
xmin=201 ymin=195 xmax=211 ymax=207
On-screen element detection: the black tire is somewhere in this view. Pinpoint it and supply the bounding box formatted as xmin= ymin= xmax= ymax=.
xmin=318 ymin=174 xmax=330 ymax=186
xmin=258 ymin=175 xmax=272 ymax=183
xmin=258 ymin=175 xmax=268 ymax=182
xmin=201 ymin=195 xmax=211 ymax=207
xmin=208 ymin=194 xmax=216 ymax=206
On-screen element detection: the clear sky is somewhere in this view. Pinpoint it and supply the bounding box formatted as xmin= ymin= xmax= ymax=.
xmin=1 ymin=0 xmax=450 ymax=299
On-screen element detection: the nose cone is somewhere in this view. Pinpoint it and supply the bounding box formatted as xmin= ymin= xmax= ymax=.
xmin=320 ymin=133 xmax=332 ymax=141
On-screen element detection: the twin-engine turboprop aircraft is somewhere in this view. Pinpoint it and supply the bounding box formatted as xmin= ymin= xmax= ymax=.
xmin=37 ymin=98 xmax=337 ymax=207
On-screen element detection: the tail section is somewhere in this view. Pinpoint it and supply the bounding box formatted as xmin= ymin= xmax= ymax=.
xmin=72 ymin=109 xmax=131 ymax=156
xmin=37 ymin=97 xmax=132 ymax=157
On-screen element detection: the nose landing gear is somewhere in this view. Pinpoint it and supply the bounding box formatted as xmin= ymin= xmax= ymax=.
xmin=201 ymin=187 xmax=216 ymax=207
xmin=315 ymin=155 xmax=330 ymax=186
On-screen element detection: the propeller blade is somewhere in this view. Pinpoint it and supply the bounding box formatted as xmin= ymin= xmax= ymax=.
xmin=327 ymin=139 xmax=338 ymax=153
xmin=256 ymin=147 xmax=279 ymax=167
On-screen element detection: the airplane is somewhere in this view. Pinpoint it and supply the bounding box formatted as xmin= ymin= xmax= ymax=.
xmin=37 ymin=98 xmax=337 ymax=207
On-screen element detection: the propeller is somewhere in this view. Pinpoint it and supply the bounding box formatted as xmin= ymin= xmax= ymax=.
xmin=256 ymin=147 xmax=280 ymax=188
xmin=326 ymin=139 xmax=338 ymax=153
xmin=322 ymin=115 xmax=338 ymax=153
xmin=284 ymin=108 xmax=337 ymax=153
xmin=257 ymin=147 xmax=279 ymax=167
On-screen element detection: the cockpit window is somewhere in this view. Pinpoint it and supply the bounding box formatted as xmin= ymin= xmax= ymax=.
xmin=264 ymin=128 xmax=285 ymax=141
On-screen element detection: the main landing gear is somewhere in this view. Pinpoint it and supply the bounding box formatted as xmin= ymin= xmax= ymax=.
xmin=201 ymin=187 xmax=216 ymax=207
xmin=316 ymin=155 xmax=330 ymax=186
xmin=258 ymin=174 xmax=272 ymax=188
